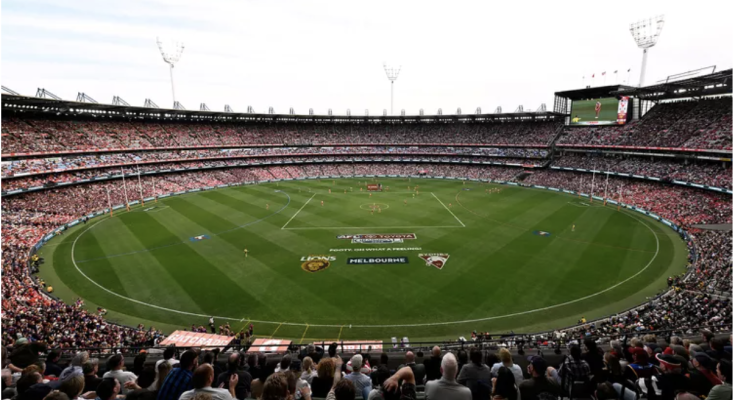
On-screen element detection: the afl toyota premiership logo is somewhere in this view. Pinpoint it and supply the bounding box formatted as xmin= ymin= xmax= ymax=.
xmin=300 ymin=255 xmax=335 ymax=273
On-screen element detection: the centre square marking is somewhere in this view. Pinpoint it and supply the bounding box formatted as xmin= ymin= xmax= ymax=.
xmin=359 ymin=202 xmax=390 ymax=211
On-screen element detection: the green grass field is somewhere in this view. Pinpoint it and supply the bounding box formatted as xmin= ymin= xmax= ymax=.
xmin=571 ymin=97 xmax=620 ymax=124
xmin=38 ymin=178 xmax=688 ymax=343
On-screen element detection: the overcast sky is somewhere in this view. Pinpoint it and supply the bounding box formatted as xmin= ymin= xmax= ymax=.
xmin=2 ymin=0 xmax=732 ymax=116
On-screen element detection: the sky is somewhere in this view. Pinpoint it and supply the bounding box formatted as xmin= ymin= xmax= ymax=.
xmin=1 ymin=0 xmax=732 ymax=116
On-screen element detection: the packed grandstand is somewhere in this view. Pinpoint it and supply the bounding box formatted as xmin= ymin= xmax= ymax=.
xmin=1 ymin=71 xmax=733 ymax=400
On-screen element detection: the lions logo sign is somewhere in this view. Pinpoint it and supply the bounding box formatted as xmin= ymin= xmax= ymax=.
xmin=300 ymin=255 xmax=335 ymax=273
xmin=418 ymin=253 xmax=450 ymax=270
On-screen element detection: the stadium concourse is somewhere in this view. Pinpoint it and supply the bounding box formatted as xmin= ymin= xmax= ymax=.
xmin=1 ymin=90 xmax=733 ymax=400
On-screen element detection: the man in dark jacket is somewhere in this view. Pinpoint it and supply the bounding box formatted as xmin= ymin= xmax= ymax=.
xmin=519 ymin=356 xmax=561 ymax=400
xmin=423 ymin=346 xmax=442 ymax=382
xmin=215 ymin=353 xmax=251 ymax=400
xmin=44 ymin=351 xmax=63 ymax=377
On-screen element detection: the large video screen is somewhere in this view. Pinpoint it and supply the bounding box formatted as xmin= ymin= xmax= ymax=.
xmin=570 ymin=96 xmax=630 ymax=125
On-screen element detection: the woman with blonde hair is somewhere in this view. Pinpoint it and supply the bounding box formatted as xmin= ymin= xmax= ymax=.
xmin=156 ymin=362 xmax=173 ymax=391
xmin=490 ymin=348 xmax=524 ymax=385
xmin=59 ymin=373 xmax=88 ymax=400
xmin=300 ymin=357 xmax=317 ymax=384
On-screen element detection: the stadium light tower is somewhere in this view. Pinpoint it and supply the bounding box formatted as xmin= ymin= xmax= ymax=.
xmin=629 ymin=15 xmax=664 ymax=87
xmin=383 ymin=63 xmax=401 ymax=115
xmin=156 ymin=37 xmax=185 ymax=107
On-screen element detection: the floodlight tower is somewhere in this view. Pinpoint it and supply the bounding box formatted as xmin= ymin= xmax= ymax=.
xmin=629 ymin=15 xmax=664 ymax=87
xmin=156 ymin=37 xmax=185 ymax=106
xmin=383 ymin=63 xmax=401 ymax=115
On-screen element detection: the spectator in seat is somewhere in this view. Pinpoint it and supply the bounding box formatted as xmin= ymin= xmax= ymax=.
xmin=519 ymin=356 xmax=560 ymax=400
xmin=344 ymin=354 xmax=371 ymax=398
xmin=582 ymin=338 xmax=605 ymax=383
xmin=102 ymin=354 xmax=137 ymax=393
xmin=424 ymin=346 xmax=443 ymax=382
xmin=96 ymin=378 xmax=120 ymax=400
xmin=424 ymin=352 xmax=471 ymax=400
xmin=491 ymin=348 xmax=524 ymax=386
xmin=157 ymin=350 xmax=198 ymax=400
xmin=44 ymin=351 xmax=63 ymax=377
xmin=380 ymin=366 xmax=418 ymax=400
xmin=624 ymin=348 xmax=657 ymax=382
xmin=82 ymin=360 xmax=102 ymax=394
xmin=457 ymin=347 xmax=491 ymax=398
xmin=17 ymin=372 xmax=52 ymax=400
xmin=328 ymin=379 xmax=355 ymax=400
xmin=367 ymin=365 xmax=391 ymax=400
xmin=59 ymin=373 xmax=91 ymax=400
xmin=706 ymin=360 xmax=732 ymax=400
xmin=690 ymin=353 xmax=722 ymax=398
xmin=492 ymin=366 xmax=519 ymax=400
xmin=7 ymin=339 xmax=47 ymax=373
xmin=273 ymin=355 xmax=291 ymax=374
xmin=300 ymin=357 xmax=317 ymax=385
xmin=311 ymin=358 xmax=336 ymax=398
xmin=398 ymin=351 xmax=426 ymax=384
xmin=559 ymin=344 xmax=592 ymax=398
xmin=215 ymin=353 xmax=251 ymax=400
xmin=179 ymin=364 xmax=237 ymax=400
xmin=60 ymin=352 xmax=89 ymax=382
xmin=156 ymin=347 xmax=179 ymax=369
xmin=154 ymin=362 xmax=172 ymax=392
xmin=650 ymin=354 xmax=691 ymax=400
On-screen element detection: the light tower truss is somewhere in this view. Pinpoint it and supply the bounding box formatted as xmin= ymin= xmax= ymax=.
xmin=630 ymin=15 xmax=665 ymax=87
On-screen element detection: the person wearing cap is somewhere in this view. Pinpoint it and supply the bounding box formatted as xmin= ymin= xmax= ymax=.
xmin=623 ymin=348 xmax=657 ymax=382
xmin=690 ymin=353 xmax=722 ymax=397
xmin=519 ymin=356 xmax=560 ymax=400
xmin=654 ymin=353 xmax=691 ymax=400
xmin=344 ymin=354 xmax=372 ymax=399
xmin=424 ymin=353 xmax=471 ymax=400
xmin=706 ymin=360 xmax=732 ymax=400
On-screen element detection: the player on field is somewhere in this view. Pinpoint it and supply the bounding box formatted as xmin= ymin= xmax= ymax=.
xmin=244 ymin=248 xmax=248 ymax=257
xmin=595 ymin=101 xmax=602 ymax=119
xmin=404 ymin=199 xmax=407 ymax=206
xmin=572 ymin=224 xmax=576 ymax=232
xmin=321 ymin=200 xmax=324 ymax=206
xmin=266 ymin=203 xmax=269 ymax=210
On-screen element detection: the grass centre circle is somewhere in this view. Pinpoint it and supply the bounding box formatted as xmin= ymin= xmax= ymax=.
xmin=359 ymin=202 xmax=390 ymax=211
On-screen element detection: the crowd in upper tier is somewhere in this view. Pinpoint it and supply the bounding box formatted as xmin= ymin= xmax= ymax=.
xmin=1 ymin=147 xmax=547 ymax=177
xmin=1 ymin=119 xmax=562 ymax=154
xmin=552 ymin=154 xmax=732 ymax=189
xmin=559 ymin=97 xmax=732 ymax=150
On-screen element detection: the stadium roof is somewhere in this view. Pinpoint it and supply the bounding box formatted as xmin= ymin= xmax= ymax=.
xmin=554 ymin=85 xmax=636 ymax=100
xmin=1 ymin=94 xmax=565 ymax=123
xmin=610 ymin=68 xmax=732 ymax=100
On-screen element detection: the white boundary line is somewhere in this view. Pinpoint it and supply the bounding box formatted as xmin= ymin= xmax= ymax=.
xmin=68 ymin=191 xmax=663 ymax=328
xmin=281 ymin=193 xmax=316 ymax=229
xmin=283 ymin=225 xmax=464 ymax=230
xmin=431 ymin=192 xmax=465 ymax=227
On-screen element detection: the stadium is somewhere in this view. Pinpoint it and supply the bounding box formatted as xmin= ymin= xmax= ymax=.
xmin=1 ymin=4 xmax=733 ymax=400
